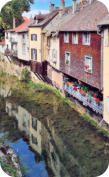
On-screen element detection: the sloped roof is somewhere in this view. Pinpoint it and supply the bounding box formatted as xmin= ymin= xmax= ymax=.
xmin=43 ymin=0 xmax=89 ymax=33
xmin=30 ymin=10 xmax=59 ymax=28
xmin=6 ymin=17 xmax=34 ymax=33
xmin=60 ymin=0 xmax=108 ymax=32
xmin=34 ymin=13 xmax=48 ymax=21
xmin=98 ymin=14 xmax=109 ymax=26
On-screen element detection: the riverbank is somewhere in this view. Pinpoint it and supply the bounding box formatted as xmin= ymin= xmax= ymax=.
xmin=0 ymin=141 xmax=22 ymax=177
xmin=0 ymin=56 xmax=109 ymax=137
xmin=0 ymin=73 xmax=109 ymax=177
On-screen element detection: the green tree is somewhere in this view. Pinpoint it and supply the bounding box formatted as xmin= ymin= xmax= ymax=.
xmin=1 ymin=0 xmax=34 ymax=29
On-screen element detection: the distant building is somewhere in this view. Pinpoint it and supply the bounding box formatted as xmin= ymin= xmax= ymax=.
xmin=5 ymin=17 xmax=34 ymax=62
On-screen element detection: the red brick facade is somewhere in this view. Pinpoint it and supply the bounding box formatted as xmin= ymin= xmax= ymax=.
xmin=59 ymin=32 xmax=101 ymax=89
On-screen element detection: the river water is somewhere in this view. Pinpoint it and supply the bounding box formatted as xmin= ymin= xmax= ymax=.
xmin=0 ymin=76 xmax=109 ymax=177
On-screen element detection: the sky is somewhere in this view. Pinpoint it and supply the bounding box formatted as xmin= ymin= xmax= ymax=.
xmin=23 ymin=0 xmax=73 ymax=18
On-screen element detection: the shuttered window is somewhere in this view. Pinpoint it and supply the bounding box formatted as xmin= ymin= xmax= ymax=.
xmin=31 ymin=48 xmax=37 ymax=60
xmin=31 ymin=34 xmax=37 ymax=41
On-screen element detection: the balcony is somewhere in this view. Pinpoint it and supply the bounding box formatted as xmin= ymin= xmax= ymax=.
xmin=10 ymin=37 xmax=18 ymax=43
xmin=63 ymin=83 xmax=103 ymax=115
xmin=5 ymin=49 xmax=12 ymax=56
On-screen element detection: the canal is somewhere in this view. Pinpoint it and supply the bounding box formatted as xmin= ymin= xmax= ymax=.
xmin=0 ymin=76 xmax=109 ymax=177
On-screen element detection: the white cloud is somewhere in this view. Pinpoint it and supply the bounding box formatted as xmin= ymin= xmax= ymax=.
xmin=23 ymin=9 xmax=49 ymax=19
xmin=0 ymin=0 xmax=12 ymax=11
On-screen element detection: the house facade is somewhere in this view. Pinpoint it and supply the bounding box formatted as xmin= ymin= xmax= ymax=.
xmin=5 ymin=17 xmax=33 ymax=62
xmin=59 ymin=0 xmax=108 ymax=114
xmin=98 ymin=14 xmax=109 ymax=124
xmin=29 ymin=9 xmax=59 ymax=75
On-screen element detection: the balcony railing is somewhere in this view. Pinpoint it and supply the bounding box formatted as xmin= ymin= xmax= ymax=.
xmin=63 ymin=83 xmax=103 ymax=115
xmin=5 ymin=49 xmax=11 ymax=56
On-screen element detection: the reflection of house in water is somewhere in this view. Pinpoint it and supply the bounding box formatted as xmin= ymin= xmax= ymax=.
xmin=5 ymin=101 xmax=70 ymax=177
xmin=6 ymin=101 xmax=18 ymax=119
xmin=0 ymin=85 xmax=11 ymax=98
xmin=29 ymin=116 xmax=42 ymax=154
xmin=18 ymin=106 xmax=30 ymax=137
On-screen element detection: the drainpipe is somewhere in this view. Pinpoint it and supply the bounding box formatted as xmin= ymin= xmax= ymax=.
xmin=97 ymin=29 xmax=103 ymax=91
xmin=100 ymin=32 xmax=103 ymax=91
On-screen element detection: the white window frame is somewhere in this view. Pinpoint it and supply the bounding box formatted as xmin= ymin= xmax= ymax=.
xmin=83 ymin=32 xmax=91 ymax=46
xmin=64 ymin=33 xmax=69 ymax=43
xmin=31 ymin=48 xmax=37 ymax=60
xmin=52 ymin=49 xmax=57 ymax=63
xmin=84 ymin=55 xmax=92 ymax=73
xmin=65 ymin=51 xmax=71 ymax=65
xmin=22 ymin=44 xmax=25 ymax=54
xmin=104 ymin=29 xmax=109 ymax=47
xmin=72 ymin=32 xmax=78 ymax=44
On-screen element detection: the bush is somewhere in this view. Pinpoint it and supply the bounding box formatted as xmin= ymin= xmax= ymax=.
xmin=20 ymin=68 xmax=31 ymax=82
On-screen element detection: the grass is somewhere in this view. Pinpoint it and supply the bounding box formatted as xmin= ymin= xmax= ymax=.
xmin=27 ymin=79 xmax=109 ymax=139
xmin=81 ymin=113 xmax=109 ymax=138
xmin=0 ymin=157 xmax=20 ymax=177
xmin=0 ymin=70 xmax=109 ymax=139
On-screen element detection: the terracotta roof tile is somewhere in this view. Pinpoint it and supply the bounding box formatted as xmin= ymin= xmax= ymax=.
xmin=60 ymin=0 xmax=108 ymax=32
xmin=6 ymin=17 xmax=34 ymax=33
xmin=0 ymin=40 xmax=5 ymax=45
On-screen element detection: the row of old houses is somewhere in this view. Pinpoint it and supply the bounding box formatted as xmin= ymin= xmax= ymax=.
xmin=0 ymin=0 xmax=109 ymax=124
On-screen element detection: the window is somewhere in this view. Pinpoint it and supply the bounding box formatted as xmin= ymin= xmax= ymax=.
xmin=22 ymin=44 xmax=25 ymax=54
xmin=65 ymin=51 xmax=71 ymax=65
xmin=104 ymin=29 xmax=109 ymax=47
xmin=6 ymin=33 xmax=8 ymax=39
xmin=52 ymin=49 xmax=57 ymax=63
xmin=31 ymin=48 xmax=37 ymax=60
xmin=72 ymin=32 xmax=78 ymax=44
xmin=31 ymin=135 xmax=38 ymax=145
xmin=47 ymin=37 xmax=50 ymax=47
xmin=83 ymin=32 xmax=90 ymax=45
xmin=64 ymin=33 xmax=69 ymax=43
xmin=84 ymin=56 xmax=92 ymax=73
xmin=32 ymin=117 xmax=37 ymax=131
xmin=22 ymin=34 xmax=25 ymax=43
xmin=31 ymin=34 xmax=37 ymax=41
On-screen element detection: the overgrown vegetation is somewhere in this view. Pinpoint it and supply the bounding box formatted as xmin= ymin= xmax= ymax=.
xmin=81 ymin=113 xmax=109 ymax=138
xmin=20 ymin=68 xmax=31 ymax=82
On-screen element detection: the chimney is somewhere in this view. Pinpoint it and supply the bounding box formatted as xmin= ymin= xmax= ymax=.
xmin=49 ymin=1 xmax=55 ymax=12
xmin=73 ymin=0 xmax=77 ymax=14
xmin=60 ymin=0 xmax=65 ymax=10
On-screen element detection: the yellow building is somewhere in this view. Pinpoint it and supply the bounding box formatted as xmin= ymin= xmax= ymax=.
xmin=99 ymin=14 xmax=109 ymax=123
xmin=29 ymin=9 xmax=59 ymax=74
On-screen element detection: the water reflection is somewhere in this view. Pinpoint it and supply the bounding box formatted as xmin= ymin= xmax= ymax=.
xmin=0 ymin=80 xmax=109 ymax=177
